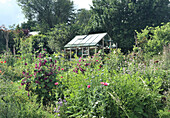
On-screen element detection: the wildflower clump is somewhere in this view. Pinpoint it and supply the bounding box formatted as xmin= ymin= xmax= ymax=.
xmin=21 ymin=49 xmax=60 ymax=106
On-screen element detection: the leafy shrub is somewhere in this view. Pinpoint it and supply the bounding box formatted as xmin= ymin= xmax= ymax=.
xmin=21 ymin=49 xmax=66 ymax=106
xmin=0 ymin=79 xmax=54 ymax=118
xmin=136 ymin=22 xmax=170 ymax=57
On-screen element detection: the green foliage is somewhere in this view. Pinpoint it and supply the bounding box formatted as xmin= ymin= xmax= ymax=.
xmin=21 ymin=20 xmax=37 ymax=32
xmin=31 ymin=34 xmax=52 ymax=53
xmin=91 ymin=0 xmax=170 ymax=53
xmin=0 ymin=79 xmax=54 ymax=118
xmin=17 ymin=0 xmax=74 ymax=32
xmin=1 ymin=43 xmax=169 ymax=117
xmin=59 ymin=51 xmax=166 ymax=118
xmin=21 ymin=49 xmax=66 ymax=106
xmin=47 ymin=22 xmax=84 ymax=52
xmin=47 ymin=23 xmax=74 ymax=52
xmin=0 ymin=30 xmax=5 ymax=52
xmin=136 ymin=22 xmax=170 ymax=57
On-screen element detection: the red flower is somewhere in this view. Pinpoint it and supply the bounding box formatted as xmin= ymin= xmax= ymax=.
xmin=61 ymin=76 xmax=63 ymax=78
xmin=55 ymin=82 xmax=59 ymax=85
xmin=104 ymin=82 xmax=109 ymax=86
xmin=4 ymin=61 xmax=6 ymax=63
xmin=99 ymin=65 xmax=102 ymax=68
xmin=87 ymin=85 xmax=91 ymax=88
xmin=0 ymin=61 xmax=3 ymax=63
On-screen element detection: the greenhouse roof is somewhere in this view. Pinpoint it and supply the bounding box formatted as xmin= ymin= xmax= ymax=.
xmin=64 ymin=33 xmax=107 ymax=48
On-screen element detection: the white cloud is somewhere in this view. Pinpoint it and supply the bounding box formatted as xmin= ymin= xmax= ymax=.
xmin=72 ymin=0 xmax=92 ymax=10
xmin=0 ymin=0 xmax=12 ymax=4
xmin=0 ymin=0 xmax=92 ymax=27
xmin=0 ymin=0 xmax=26 ymax=28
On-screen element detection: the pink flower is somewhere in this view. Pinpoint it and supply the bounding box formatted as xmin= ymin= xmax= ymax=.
xmin=28 ymin=92 xmax=29 ymax=96
xmin=101 ymin=82 xmax=104 ymax=85
xmin=96 ymin=60 xmax=99 ymax=62
xmin=61 ymin=68 xmax=64 ymax=70
xmin=55 ymin=82 xmax=59 ymax=85
xmin=79 ymin=60 xmax=81 ymax=62
xmin=87 ymin=85 xmax=91 ymax=88
xmin=61 ymin=76 xmax=63 ymax=78
xmin=104 ymin=82 xmax=109 ymax=86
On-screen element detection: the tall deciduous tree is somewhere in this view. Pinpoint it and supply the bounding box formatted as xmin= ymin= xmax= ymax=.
xmin=92 ymin=0 xmax=170 ymax=52
xmin=17 ymin=0 xmax=74 ymax=32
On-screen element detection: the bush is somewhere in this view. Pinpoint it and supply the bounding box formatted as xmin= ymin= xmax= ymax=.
xmin=136 ymin=22 xmax=170 ymax=57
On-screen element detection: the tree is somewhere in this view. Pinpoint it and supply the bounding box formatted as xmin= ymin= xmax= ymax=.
xmin=91 ymin=0 xmax=170 ymax=52
xmin=21 ymin=20 xmax=37 ymax=32
xmin=76 ymin=9 xmax=91 ymax=26
xmin=47 ymin=23 xmax=80 ymax=52
xmin=0 ymin=25 xmax=10 ymax=53
xmin=17 ymin=0 xmax=74 ymax=32
xmin=0 ymin=28 xmax=6 ymax=52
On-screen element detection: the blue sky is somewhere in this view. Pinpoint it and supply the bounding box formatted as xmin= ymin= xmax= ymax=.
xmin=0 ymin=0 xmax=92 ymax=28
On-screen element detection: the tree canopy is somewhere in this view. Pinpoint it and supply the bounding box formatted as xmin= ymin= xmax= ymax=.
xmin=17 ymin=0 xmax=74 ymax=32
xmin=91 ymin=0 xmax=170 ymax=52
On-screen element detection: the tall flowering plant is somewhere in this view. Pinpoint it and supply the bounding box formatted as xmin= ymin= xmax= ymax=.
xmin=21 ymin=49 xmax=60 ymax=106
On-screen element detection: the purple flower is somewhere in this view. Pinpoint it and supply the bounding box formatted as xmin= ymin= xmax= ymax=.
xmin=55 ymin=60 xmax=57 ymax=63
xmin=58 ymin=114 xmax=60 ymax=117
xmin=21 ymin=82 xmax=25 ymax=86
xmin=35 ymin=80 xmax=40 ymax=84
xmin=25 ymin=63 xmax=27 ymax=65
xmin=56 ymin=110 xmax=60 ymax=113
xmin=28 ymin=92 xmax=29 ymax=96
xmin=44 ymin=48 xmax=46 ymax=51
xmin=22 ymin=71 xmax=25 ymax=75
xmin=39 ymin=62 xmax=41 ymax=67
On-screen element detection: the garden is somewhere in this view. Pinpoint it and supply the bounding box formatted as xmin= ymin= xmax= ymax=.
xmin=0 ymin=23 xmax=170 ymax=117
xmin=0 ymin=0 xmax=170 ymax=117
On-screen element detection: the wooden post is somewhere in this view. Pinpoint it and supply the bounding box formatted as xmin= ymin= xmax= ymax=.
xmin=13 ymin=45 xmax=16 ymax=56
xmin=64 ymin=48 xmax=66 ymax=58
xmin=95 ymin=46 xmax=97 ymax=55
xmin=70 ymin=48 xmax=71 ymax=60
xmin=76 ymin=48 xmax=77 ymax=56
xmin=82 ymin=47 xmax=83 ymax=58
xmin=110 ymin=39 xmax=111 ymax=53
xmin=102 ymin=38 xmax=104 ymax=56
xmin=88 ymin=47 xmax=90 ymax=56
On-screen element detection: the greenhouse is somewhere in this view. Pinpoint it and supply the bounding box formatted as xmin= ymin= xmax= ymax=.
xmin=64 ymin=33 xmax=117 ymax=59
